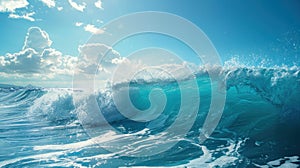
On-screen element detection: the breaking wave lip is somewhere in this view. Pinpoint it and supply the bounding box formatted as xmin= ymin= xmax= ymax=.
xmin=113 ymin=64 xmax=300 ymax=103
xmin=27 ymin=88 xmax=76 ymax=124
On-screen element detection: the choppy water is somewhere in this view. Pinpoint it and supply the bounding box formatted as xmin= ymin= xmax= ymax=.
xmin=0 ymin=66 xmax=300 ymax=167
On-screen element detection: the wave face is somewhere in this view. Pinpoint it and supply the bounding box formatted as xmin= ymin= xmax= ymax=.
xmin=0 ymin=66 xmax=299 ymax=167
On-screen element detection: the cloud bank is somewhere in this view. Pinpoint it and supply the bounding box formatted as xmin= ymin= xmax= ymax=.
xmin=0 ymin=27 xmax=77 ymax=78
xmin=0 ymin=26 xmax=196 ymax=87
xmin=0 ymin=26 xmax=123 ymax=82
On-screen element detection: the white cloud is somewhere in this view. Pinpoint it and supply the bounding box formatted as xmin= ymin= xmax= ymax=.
xmin=75 ymin=22 xmax=83 ymax=27
xmin=0 ymin=27 xmax=77 ymax=77
xmin=57 ymin=6 xmax=63 ymax=11
xmin=0 ymin=54 xmax=10 ymax=66
xmin=0 ymin=0 xmax=29 ymax=12
xmin=68 ymin=0 xmax=86 ymax=12
xmin=77 ymin=43 xmax=122 ymax=74
xmin=94 ymin=0 xmax=103 ymax=10
xmin=0 ymin=0 xmax=35 ymax=22
xmin=76 ymin=43 xmax=195 ymax=86
xmin=23 ymin=27 xmax=52 ymax=52
xmin=40 ymin=0 xmax=55 ymax=8
xmin=84 ymin=24 xmax=104 ymax=34
xmin=8 ymin=12 xmax=35 ymax=22
xmin=1 ymin=48 xmax=42 ymax=73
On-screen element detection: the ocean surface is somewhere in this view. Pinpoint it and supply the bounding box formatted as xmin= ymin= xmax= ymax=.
xmin=0 ymin=66 xmax=300 ymax=167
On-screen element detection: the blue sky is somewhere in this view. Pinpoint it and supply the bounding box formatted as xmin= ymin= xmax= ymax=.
xmin=0 ymin=0 xmax=299 ymax=87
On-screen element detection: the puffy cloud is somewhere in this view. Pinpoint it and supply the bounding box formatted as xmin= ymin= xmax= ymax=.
xmin=0 ymin=27 xmax=77 ymax=78
xmin=0 ymin=56 xmax=9 ymax=66
xmin=40 ymin=0 xmax=55 ymax=8
xmin=68 ymin=0 xmax=86 ymax=12
xmin=8 ymin=12 xmax=35 ymax=22
xmin=94 ymin=0 xmax=103 ymax=10
xmin=39 ymin=48 xmax=77 ymax=75
xmin=0 ymin=0 xmax=29 ymax=12
xmin=77 ymin=43 xmax=124 ymax=74
xmin=0 ymin=27 xmax=125 ymax=81
xmin=23 ymin=27 xmax=52 ymax=53
xmin=84 ymin=24 xmax=104 ymax=34
xmin=75 ymin=43 xmax=194 ymax=84
xmin=1 ymin=48 xmax=41 ymax=73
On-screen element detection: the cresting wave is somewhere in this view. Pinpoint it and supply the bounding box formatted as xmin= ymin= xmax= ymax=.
xmin=0 ymin=65 xmax=299 ymax=167
xmin=20 ymin=65 xmax=299 ymax=124
xmin=114 ymin=64 xmax=300 ymax=109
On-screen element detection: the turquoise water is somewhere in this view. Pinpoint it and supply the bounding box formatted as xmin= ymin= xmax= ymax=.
xmin=0 ymin=66 xmax=299 ymax=167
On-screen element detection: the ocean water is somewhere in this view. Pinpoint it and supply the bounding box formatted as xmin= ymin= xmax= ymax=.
xmin=0 ymin=66 xmax=300 ymax=167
